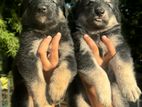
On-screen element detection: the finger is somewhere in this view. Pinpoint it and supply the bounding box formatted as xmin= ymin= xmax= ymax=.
xmin=38 ymin=36 xmax=52 ymax=55
xmin=37 ymin=36 xmax=53 ymax=71
xmin=101 ymin=36 xmax=116 ymax=56
xmin=101 ymin=36 xmax=116 ymax=66
xmin=84 ymin=34 xmax=103 ymax=65
xmin=50 ymin=32 xmax=61 ymax=67
xmin=40 ymin=53 xmax=52 ymax=71
xmin=83 ymin=34 xmax=99 ymax=55
xmin=103 ymin=53 xmax=112 ymax=66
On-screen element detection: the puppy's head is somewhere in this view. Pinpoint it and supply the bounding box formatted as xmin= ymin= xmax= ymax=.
xmin=73 ymin=0 xmax=120 ymax=31
xmin=22 ymin=0 xmax=65 ymax=29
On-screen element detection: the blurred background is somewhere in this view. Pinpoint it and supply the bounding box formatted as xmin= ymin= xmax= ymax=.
xmin=0 ymin=0 xmax=142 ymax=107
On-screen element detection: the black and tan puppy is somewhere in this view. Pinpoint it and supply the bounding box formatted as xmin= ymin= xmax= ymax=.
xmin=68 ymin=0 xmax=141 ymax=107
xmin=11 ymin=0 xmax=77 ymax=107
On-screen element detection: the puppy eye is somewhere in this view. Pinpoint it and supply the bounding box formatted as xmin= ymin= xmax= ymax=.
xmin=52 ymin=0 xmax=57 ymax=3
xmin=52 ymin=0 xmax=58 ymax=5
xmin=86 ymin=1 xmax=94 ymax=6
xmin=107 ymin=2 xmax=113 ymax=9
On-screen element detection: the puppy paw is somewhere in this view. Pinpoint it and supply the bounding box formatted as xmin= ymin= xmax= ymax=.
xmin=91 ymin=69 xmax=112 ymax=107
xmin=97 ymin=72 xmax=111 ymax=107
xmin=48 ymin=81 xmax=66 ymax=103
xmin=97 ymin=83 xmax=112 ymax=107
xmin=98 ymin=93 xmax=112 ymax=107
xmin=121 ymin=85 xmax=142 ymax=102
xmin=48 ymin=65 xmax=72 ymax=103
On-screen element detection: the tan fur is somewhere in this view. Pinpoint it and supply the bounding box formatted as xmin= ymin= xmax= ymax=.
xmin=29 ymin=81 xmax=51 ymax=107
xmin=30 ymin=39 xmax=42 ymax=55
xmin=38 ymin=16 xmax=48 ymax=24
xmin=58 ymin=8 xmax=66 ymax=21
xmin=109 ymin=53 xmax=142 ymax=102
xmin=80 ymin=66 xmax=112 ymax=107
xmin=27 ymin=49 xmax=51 ymax=107
xmin=59 ymin=42 xmax=74 ymax=59
xmin=29 ymin=59 xmax=49 ymax=107
xmin=107 ymin=15 xmax=119 ymax=29
xmin=109 ymin=34 xmax=123 ymax=48
xmin=104 ymin=0 xmax=112 ymax=2
xmin=28 ymin=96 xmax=34 ymax=107
xmin=49 ymin=61 xmax=74 ymax=102
xmin=76 ymin=94 xmax=90 ymax=107
xmin=79 ymin=38 xmax=112 ymax=107
xmin=111 ymin=83 xmax=129 ymax=107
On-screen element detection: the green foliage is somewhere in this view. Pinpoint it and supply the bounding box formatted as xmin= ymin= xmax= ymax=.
xmin=0 ymin=0 xmax=22 ymax=74
xmin=6 ymin=10 xmax=22 ymax=33
xmin=0 ymin=19 xmax=20 ymax=57
xmin=0 ymin=0 xmax=22 ymax=58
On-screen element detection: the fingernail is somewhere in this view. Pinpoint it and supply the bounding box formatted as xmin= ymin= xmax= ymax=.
xmin=57 ymin=32 xmax=61 ymax=36
xmin=102 ymin=35 xmax=107 ymax=39
xmin=47 ymin=36 xmax=52 ymax=39
xmin=84 ymin=34 xmax=89 ymax=38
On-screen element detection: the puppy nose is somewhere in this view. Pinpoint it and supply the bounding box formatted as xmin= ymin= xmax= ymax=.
xmin=39 ymin=6 xmax=47 ymax=13
xmin=95 ymin=7 xmax=105 ymax=15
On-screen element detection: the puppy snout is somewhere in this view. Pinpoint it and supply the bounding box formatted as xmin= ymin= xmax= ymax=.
xmin=95 ymin=7 xmax=105 ymax=16
xmin=38 ymin=5 xmax=47 ymax=13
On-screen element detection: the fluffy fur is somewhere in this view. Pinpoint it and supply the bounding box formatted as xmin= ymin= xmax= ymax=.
xmin=67 ymin=0 xmax=141 ymax=107
xmin=11 ymin=0 xmax=77 ymax=107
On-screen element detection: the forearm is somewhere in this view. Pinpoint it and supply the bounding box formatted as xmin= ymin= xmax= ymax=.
xmin=82 ymin=80 xmax=104 ymax=107
xmin=81 ymin=77 xmax=113 ymax=107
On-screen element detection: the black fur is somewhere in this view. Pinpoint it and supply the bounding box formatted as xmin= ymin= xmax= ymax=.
xmin=11 ymin=0 xmax=77 ymax=107
xmin=68 ymin=0 xmax=141 ymax=107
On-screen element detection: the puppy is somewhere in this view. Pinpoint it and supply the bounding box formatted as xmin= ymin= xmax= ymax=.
xmin=11 ymin=0 xmax=77 ymax=107
xmin=68 ymin=0 xmax=141 ymax=107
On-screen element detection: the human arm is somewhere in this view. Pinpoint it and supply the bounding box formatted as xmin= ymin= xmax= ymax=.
xmin=82 ymin=34 xmax=116 ymax=107
xmin=37 ymin=32 xmax=116 ymax=107
xmin=37 ymin=32 xmax=61 ymax=83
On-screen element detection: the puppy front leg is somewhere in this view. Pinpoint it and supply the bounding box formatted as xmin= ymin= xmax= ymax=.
xmin=48 ymin=41 xmax=77 ymax=103
xmin=27 ymin=80 xmax=50 ymax=107
xmin=17 ymin=37 xmax=52 ymax=107
xmin=109 ymin=51 xmax=141 ymax=102
xmin=111 ymin=83 xmax=129 ymax=107
xmin=18 ymin=58 xmax=52 ymax=107
xmin=78 ymin=38 xmax=112 ymax=107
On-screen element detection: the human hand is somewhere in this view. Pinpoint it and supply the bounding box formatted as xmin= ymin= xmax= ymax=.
xmin=83 ymin=34 xmax=116 ymax=67
xmin=83 ymin=34 xmax=115 ymax=107
xmin=38 ymin=32 xmax=61 ymax=72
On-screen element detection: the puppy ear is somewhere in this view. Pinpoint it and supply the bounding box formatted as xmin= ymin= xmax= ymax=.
xmin=54 ymin=0 xmax=64 ymax=5
xmin=104 ymin=0 xmax=112 ymax=3
xmin=52 ymin=0 xmax=58 ymax=3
